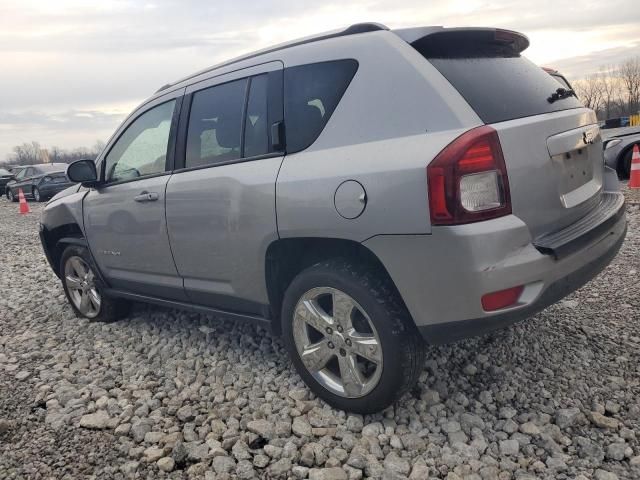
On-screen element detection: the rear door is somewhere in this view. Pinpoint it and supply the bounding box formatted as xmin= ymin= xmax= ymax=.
xmin=409 ymin=29 xmax=601 ymax=237
xmin=84 ymin=91 xmax=187 ymax=301
xmin=165 ymin=62 xmax=284 ymax=315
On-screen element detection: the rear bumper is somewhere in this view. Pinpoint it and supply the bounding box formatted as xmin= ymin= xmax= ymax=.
xmin=363 ymin=192 xmax=627 ymax=344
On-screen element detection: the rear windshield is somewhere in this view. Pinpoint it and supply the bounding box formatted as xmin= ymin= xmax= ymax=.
xmin=416 ymin=46 xmax=583 ymax=124
xmin=550 ymin=73 xmax=572 ymax=90
xmin=34 ymin=164 xmax=66 ymax=173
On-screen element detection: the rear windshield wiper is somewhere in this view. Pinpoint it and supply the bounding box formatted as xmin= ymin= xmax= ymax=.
xmin=547 ymin=87 xmax=577 ymax=104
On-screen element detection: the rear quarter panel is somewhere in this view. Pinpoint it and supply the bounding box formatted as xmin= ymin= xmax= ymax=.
xmin=276 ymin=31 xmax=481 ymax=240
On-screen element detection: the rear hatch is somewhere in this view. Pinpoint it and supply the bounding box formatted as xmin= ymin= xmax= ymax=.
xmin=402 ymin=27 xmax=604 ymax=238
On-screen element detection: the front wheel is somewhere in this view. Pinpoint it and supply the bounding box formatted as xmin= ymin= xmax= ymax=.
xmin=282 ymin=259 xmax=425 ymax=413
xmin=60 ymin=245 xmax=130 ymax=322
xmin=618 ymin=146 xmax=635 ymax=180
xmin=7 ymin=189 xmax=16 ymax=202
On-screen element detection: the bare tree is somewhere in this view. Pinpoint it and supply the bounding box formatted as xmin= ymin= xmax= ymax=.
xmin=49 ymin=146 xmax=62 ymax=163
xmin=598 ymin=65 xmax=622 ymax=120
xmin=91 ymin=140 xmax=106 ymax=157
xmin=620 ymin=57 xmax=640 ymax=114
xmin=574 ymin=74 xmax=604 ymax=113
xmin=3 ymin=140 xmax=106 ymax=166
xmin=11 ymin=141 xmax=41 ymax=165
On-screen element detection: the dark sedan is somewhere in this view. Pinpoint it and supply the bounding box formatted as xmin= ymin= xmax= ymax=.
xmin=5 ymin=163 xmax=75 ymax=202
xmin=0 ymin=168 xmax=14 ymax=191
xmin=603 ymin=128 xmax=640 ymax=179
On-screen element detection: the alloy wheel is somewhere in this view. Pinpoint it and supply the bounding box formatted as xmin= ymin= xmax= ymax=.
xmin=64 ymin=256 xmax=101 ymax=318
xmin=33 ymin=187 xmax=40 ymax=202
xmin=292 ymin=287 xmax=383 ymax=398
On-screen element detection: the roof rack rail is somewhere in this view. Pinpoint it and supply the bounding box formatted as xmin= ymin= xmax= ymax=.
xmin=155 ymin=22 xmax=388 ymax=93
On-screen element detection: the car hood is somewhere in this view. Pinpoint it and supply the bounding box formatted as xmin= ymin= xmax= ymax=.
xmin=48 ymin=184 xmax=83 ymax=203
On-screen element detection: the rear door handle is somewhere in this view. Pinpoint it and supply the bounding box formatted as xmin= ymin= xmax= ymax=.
xmin=134 ymin=191 xmax=159 ymax=202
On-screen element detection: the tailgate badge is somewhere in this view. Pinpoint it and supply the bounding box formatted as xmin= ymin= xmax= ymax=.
xmin=583 ymin=131 xmax=595 ymax=145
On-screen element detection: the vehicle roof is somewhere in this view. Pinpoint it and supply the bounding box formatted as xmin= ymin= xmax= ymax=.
xmin=155 ymin=23 xmax=389 ymax=94
xmin=154 ymin=23 xmax=528 ymax=96
xmin=30 ymin=163 xmax=67 ymax=170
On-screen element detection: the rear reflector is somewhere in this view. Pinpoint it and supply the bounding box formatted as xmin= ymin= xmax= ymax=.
xmin=481 ymin=286 xmax=524 ymax=311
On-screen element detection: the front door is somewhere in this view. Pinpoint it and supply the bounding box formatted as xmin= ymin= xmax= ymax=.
xmin=84 ymin=95 xmax=187 ymax=301
xmin=14 ymin=167 xmax=34 ymax=196
xmin=8 ymin=168 xmax=28 ymax=197
xmin=165 ymin=63 xmax=284 ymax=315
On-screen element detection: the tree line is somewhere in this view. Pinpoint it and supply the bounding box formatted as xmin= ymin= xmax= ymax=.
xmin=572 ymin=57 xmax=640 ymax=120
xmin=2 ymin=140 xmax=105 ymax=167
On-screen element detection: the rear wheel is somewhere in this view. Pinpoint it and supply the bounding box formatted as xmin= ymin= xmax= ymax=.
xmin=60 ymin=245 xmax=130 ymax=322
xmin=282 ymin=258 xmax=425 ymax=413
xmin=33 ymin=187 xmax=43 ymax=202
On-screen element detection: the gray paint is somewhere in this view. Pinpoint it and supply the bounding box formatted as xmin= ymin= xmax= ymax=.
xmin=39 ymin=25 xmax=626 ymax=344
xmin=165 ymin=156 xmax=283 ymax=306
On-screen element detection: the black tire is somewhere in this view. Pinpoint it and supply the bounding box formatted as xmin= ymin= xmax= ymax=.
xmin=7 ymin=189 xmax=16 ymax=202
xmin=618 ymin=148 xmax=633 ymax=180
xmin=282 ymin=258 xmax=425 ymax=413
xmin=60 ymin=245 xmax=130 ymax=322
xmin=33 ymin=187 xmax=44 ymax=202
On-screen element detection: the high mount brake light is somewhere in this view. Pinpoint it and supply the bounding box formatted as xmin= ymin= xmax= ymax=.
xmin=427 ymin=125 xmax=512 ymax=226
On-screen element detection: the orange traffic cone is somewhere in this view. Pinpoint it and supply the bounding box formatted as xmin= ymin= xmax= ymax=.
xmin=630 ymin=144 xmax=640 ymax=189
xmin=18 ymin=188 xmax=30 ymax=214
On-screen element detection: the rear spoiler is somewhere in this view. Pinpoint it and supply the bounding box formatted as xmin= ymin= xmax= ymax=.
xmin=394 ymin=27 xmax=529 ymax=58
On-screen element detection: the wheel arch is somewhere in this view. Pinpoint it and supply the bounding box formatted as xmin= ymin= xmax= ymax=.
xmin=41 ymin=223 xmax=86 ymax=278
xmin=264 ymin=237 xmax=407 ymax=335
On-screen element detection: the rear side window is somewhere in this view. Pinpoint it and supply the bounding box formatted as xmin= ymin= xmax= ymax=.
xmin=412 ymin=35 xmax=583 ymax=124
xmin=284 ymin=59 xmax=358 ymax=153
xmin=186 ymin=79 xmax=247 ymax=168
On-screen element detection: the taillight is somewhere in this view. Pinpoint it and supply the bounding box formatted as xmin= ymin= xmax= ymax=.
xmin=427 ymin=125 xmax=511 ymax=225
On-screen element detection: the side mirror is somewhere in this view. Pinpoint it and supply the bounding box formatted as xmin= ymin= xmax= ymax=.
xmin=67 ymin=159 xmax=100 ymax=187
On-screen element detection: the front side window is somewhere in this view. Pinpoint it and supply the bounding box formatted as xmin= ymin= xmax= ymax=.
xmin=186 ymin=79 xmax=247 ymax=168
xmin=105 ymin=100 xmax=175 ymax=182
xmin=15 ymin=169 xmax=26 ymax=180
xmin=284 ymin=59 xmax=358 ymax=153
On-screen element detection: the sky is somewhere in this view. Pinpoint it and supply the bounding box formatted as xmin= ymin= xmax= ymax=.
xmin=0 ymin=0 xmax=639 ymax=161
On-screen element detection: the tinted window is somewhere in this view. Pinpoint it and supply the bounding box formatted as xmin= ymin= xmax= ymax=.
xmin=244 ymin=75 xmax=269 ymax=158
xmin=551 ymin=73 xmax=572 ymax=90
xmin=14 ymin=169 xmax=26 ymax=180
xmin=426 ymin=56 xmax=583 ymax=124
xmin=186 ymin=79 xmax=247 ymax=168
xmin=284 ymin=60 xmax=358 ymax=153
xmin=25 ymin=168 xmax=35 ymax=177
xmin=105 ymin=100 xmax=175 ymax=182
xmin=34 ymin=164 xmax=65 ymax=174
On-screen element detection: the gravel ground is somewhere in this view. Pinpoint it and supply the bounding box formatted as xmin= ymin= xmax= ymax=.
xmin=0 ymin=186 xmax=639 ymax=480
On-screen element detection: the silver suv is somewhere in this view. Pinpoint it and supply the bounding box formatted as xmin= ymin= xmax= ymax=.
xmin=40 ymin=24 xmax=627 ymax=413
